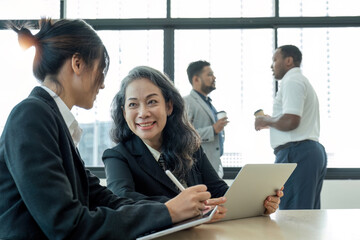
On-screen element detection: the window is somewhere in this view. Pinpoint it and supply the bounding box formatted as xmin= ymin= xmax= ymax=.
xmin=279 ymin=0 xmax=360 ymax=17
xmin=0 ymin=30 xmax=37 ymax=134
xmin=0 ymin=0 xmax=60 ymax=133
xmin=174 ymin=29 xmax=274 ymax=167
xmin=171 ymin=0 xmax=274 ymax=18
xmin=0 ymin=0 xmax=60 ymax=19
xmin=66 ymin=0 xmax=166 ymax=19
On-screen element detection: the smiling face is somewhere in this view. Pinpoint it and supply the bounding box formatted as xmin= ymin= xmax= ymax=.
xmin=123 ymin=78 xmax=173 ymax=150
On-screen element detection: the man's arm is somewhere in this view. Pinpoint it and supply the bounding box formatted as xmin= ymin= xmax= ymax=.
xmin=255 ymin=114 xmax=300 ymax=131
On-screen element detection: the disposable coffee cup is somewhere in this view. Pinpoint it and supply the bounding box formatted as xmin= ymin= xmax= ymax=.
xmin=254 ymin=109 xmax=264 ymax=117
xmin=217 ymin=111 xmax=227 ymax=119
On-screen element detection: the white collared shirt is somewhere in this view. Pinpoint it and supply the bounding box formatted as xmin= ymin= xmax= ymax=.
xmin=143 ymin=141 xmax=161 ymax=162
xmin=270 ymin=68 xmax=320 ymax=148
xmin=41 ymin=86 xmax=83 ymax=147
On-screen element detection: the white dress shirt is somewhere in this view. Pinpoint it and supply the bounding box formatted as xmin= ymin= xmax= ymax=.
xmin=143 ymin=141 xmax=161 ymax=162
xmin=270 ymin=68 xmax=320 ymax=149
xmin=41 ymin=86 xmax=83 ymax=147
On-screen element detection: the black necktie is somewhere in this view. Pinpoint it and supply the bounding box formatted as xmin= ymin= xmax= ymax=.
xmin=158 ymin=154 xmax=166 ymax=171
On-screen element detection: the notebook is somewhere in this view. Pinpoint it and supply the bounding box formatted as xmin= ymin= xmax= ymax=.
xmin=136 ymin=206 xmax=218 ymax=240
xmin=220 ymin=163 xmax=296 ymax=221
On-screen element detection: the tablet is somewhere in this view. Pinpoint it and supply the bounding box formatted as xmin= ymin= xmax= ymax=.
xmin=136 ymin=206 xmax=218 ymax=240
xmin=220 ymin=163 xmax=296 ymax=221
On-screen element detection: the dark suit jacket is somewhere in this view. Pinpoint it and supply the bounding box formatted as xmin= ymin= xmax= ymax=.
xmin=0 ymin=87 xmax=171 ymax=240
xmin=102 ymin=135 xmax=229 ymax=202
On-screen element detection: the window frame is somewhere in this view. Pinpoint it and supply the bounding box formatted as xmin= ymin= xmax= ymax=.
xmin=1 ymin=0 xmax=360 ymax=179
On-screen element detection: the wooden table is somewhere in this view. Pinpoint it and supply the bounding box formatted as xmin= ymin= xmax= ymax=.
xmin=157 ymin=209 xmax=360 ymax=240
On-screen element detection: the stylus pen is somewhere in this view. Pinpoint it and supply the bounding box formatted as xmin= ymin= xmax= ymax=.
xmin=165 ymin=170 xmax=186 ymax=191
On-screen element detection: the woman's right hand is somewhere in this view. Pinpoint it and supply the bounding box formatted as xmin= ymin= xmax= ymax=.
xmin=204 ymin=197 xmax=227 ymax=223
xmin=165 ymin=185 xmax=211 ymax=223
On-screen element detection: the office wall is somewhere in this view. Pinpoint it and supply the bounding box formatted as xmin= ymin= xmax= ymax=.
xmin=321 ymin=180 xmax=360 ymax=209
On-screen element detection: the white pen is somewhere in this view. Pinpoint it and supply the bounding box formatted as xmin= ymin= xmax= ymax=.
xmin=165 ymin=170 xmax=186 ymax=191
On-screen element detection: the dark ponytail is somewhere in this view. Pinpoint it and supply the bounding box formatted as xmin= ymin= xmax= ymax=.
xmin=10 ymin=26 xmax=37 ymax=50
xmin=8 ymin=18 xmax=109 ymax=87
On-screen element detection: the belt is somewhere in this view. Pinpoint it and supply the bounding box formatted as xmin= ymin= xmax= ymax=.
xmin=274 ymin=140 xmax=310 ymax=155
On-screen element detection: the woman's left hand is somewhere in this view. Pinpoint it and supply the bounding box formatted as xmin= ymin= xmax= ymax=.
xmin=204 ymin=197 xmax=227 ymax=223
xmin=263 ymin=186 xmax=284 ymax=215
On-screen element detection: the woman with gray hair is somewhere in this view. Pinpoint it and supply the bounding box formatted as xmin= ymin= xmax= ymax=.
xmin=103 ymin=66 xmax=283 ymax=222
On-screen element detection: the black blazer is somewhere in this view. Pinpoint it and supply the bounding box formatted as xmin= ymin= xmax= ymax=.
xmin=0 ymin=87 xmax=171 ymax=240
xmin=102 ymin=135 xmax=229 ymax=202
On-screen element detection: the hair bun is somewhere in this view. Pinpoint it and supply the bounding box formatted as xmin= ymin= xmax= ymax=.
xmin=17 ymin=27 xmax=37 ymax=50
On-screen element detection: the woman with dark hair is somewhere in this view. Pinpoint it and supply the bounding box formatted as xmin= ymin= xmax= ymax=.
xmin=0 ymin=19 xmax=210 ymax=240
xmin=103 ymin=66 xmax=283 ymax=222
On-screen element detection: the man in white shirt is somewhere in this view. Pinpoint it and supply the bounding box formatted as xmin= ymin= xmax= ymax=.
xmin=255 ymin=45 xmax=327 ymax=209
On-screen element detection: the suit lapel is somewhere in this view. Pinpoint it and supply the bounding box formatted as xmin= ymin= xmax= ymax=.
xmin=30 ymin=87 xmax=81 ymax=157
xmin=190 ymin=90 xmax=215 ymax=123
xmin=29 ymin=87 xmax=88 ymax=186
xmin=127 ymin=136 xmax=180 ymax=194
